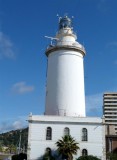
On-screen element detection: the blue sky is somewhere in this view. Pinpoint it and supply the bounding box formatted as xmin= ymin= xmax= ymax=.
xmin=0 ymin=0 xmax=117 ymax=133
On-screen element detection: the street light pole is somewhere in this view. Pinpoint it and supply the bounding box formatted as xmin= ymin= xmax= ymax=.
xmin=18 ymin=130 xmax=22 ymax=154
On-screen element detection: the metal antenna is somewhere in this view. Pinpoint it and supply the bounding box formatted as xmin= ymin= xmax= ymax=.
xmin=45 ymin=36 xmax=59 ymax=45
xmin=57 ymin=14 xmax=62 ymax=22
xmin=57 ymin=14 xmax=59 ymax=17
xmin=45 ymin=36 xmax=59 ymax=40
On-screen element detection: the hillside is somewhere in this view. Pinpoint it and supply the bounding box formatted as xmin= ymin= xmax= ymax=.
xmin=0 ymin=128 xmax=28 ymax=150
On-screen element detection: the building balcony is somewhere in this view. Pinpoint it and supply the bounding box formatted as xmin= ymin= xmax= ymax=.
xmin=105 ymin=118 xmax=117 ymax=120
xmin=104 ymin=107 xmax=117 ymax=109
xmin=104 ymin=103 xmax=117 ymax=105
xmin=104 ymin=99 xmax=117 ymax=102
xmin=105 ymin=114 xmax=117 ymax=117
xmin=104 ymin=110 xmax=117 ymax=112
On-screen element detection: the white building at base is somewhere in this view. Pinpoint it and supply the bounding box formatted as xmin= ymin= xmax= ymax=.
xmin=28 ymin=115 xmax=105 ymax=160
xmin=27 ymin=16 xmax=106 ymax=160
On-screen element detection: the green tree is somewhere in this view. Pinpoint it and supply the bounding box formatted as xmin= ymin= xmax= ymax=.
xmin=106 ymin=152 xmax=117 ymax=160
xmin=77 ymin=155 xmax=101 ymax=160
xmin=43 ymin=147 xmax=55 ymax=160
xmin=56 ymin=135 xmax=79 ymax=160
xmin=0 ymin=144 xmax=3 ymax=152
xmin=5 ymin=144 xmax=16 ymax=154
xmin=12 ymin=153 xmax=27 ymax=160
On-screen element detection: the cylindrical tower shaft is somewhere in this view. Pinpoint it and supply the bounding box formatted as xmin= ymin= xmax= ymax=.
xmin=45 ymin=16 xmax=86 ymax=117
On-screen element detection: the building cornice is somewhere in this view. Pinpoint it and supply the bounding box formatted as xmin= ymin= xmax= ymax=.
xmin=28 ymin=115 xmax=103 ymax=125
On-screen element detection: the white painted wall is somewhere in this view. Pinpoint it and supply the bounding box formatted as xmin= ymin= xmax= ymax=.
xmin=45 ymin=49 xmax=85 ymax=117
xmin=27 ymin=115 xmax=106 ymax=160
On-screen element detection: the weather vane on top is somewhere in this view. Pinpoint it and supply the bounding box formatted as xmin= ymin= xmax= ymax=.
xmin=57 ymin=13 xmax=74 ymax=22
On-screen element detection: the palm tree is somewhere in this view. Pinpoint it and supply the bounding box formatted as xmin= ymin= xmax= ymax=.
xmin=56 ymin=135 xmax=79 ymax=160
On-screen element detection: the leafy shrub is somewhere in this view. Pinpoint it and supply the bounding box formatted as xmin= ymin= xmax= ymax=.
xmin=76 ymin=155 xmax=101 ymax=160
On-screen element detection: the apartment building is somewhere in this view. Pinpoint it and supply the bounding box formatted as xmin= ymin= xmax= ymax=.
xmin=103 ymin=93 xmax=117 ymax=155
xmin=103 ymin=92 xmax=117 ymax=135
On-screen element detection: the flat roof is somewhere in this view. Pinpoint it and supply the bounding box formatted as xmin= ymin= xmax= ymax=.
xmin=28 ymin=115 xmax=103 ymax=124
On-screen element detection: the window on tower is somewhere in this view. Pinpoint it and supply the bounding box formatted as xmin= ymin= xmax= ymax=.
xmin=64 ymin=127 xmax=70 ymax=136
xmin=46 ymin=127 xmax=52 ymax=140
xmin=82 ymin=128 xmax=88 ymax=141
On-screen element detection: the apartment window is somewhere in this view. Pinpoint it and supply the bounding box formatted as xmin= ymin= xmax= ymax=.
xmin=46 ymin=127 xmax=52 ymax=140
xmin=64 ymin=127 xmax=70 ymax=136
xmin=82 ymin=149 xmax=88 ymax=156
xmin=82 ymin=128 xmax=88 ymax=141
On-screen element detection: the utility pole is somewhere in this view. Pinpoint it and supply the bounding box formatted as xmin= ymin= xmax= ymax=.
xmin=18 ymin=130 xmax=22 ymax=154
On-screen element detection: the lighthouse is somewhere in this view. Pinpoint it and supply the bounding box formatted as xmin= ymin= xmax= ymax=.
xmin=45 ymin=16 xmax=86 ymax=117
xmin=28 ymin=15 xmax=105 ymax=160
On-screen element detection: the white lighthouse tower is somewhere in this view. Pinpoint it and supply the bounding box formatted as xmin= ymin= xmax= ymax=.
xmin=45 ymin=16 xmax=86 ymax=117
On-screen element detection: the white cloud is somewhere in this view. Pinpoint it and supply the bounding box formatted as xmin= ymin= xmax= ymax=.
xmin=86 ymin=93 xmax=103 ymax=117
xmin=13 ymin=121 xmax=24 ymax=130
xmin=114 ymin=60 xmax=117 ymax=65
xmin=12 ymin=81 xmax=34 ymax=94
xmin=106 ymin=41 xmax=117 ymax=54
xmin=0 ymin=118 xmax=28 ymax=133
xmin=107 ymin=41 xmax=117 ymax=47
xmin=0 ymin=31 xmax=15 ymax=59
xmin=97 ymin=0 xmax=110 ymax=13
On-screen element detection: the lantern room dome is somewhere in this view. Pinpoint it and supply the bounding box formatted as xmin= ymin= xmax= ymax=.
xmin=59 ymin=16 xmax=72 ymax=30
